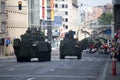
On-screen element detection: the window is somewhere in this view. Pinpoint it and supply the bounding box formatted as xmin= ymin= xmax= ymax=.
xmin=55 ymin=4 xmax=58 ymax=8
xmin=65 ymin=18 xmax=68 ymax=22
xmin=65 ymin=25 xmax=68 ymax=29
xmin=63 ymin=24 xmax=65 ymax=27
xmin=47 ymin=0 xmax=50 ymax=8
xmin=65 ymin=11 xmax=68 ymax=15
xmin=47 ymin=10 xmax=51 ymax=19
xmin=1 ymin=2 xmax=5 ymax=13
xmin=65 ymin=4 xmax=68 ymax=8
xmin=62 ymin=4 xmax=64 ymax=8
xmin=1 ymin=22 xmax=6 ymax=32
xmin=62 ymin=18 xmax=64 ymax=21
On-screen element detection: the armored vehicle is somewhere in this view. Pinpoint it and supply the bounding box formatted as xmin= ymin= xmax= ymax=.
xmin=13 ymin=27 xmax=51 ymax=62
xmin=59 ymin=30 xmax=82 ymax=59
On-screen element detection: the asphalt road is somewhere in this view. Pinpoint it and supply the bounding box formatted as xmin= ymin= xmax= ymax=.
xmin=0 ymin=50 xmax=110 ymax=80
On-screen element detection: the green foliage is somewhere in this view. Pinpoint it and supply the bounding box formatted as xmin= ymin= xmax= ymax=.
xmin=98 ymin=12 xmax=113 ymax=25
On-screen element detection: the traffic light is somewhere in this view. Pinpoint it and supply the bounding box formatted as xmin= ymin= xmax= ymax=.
xmin=18 ymin=1 xmax=22 ymax=10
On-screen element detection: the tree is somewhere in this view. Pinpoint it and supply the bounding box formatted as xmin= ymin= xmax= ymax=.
xmin=98 ymin=12 xmax=113 ymax=25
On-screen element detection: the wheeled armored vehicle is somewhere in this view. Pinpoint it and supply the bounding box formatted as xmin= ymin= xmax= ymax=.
xmin=59 ymin=30 xmax=82 ymax=59
xmin=13 ymin=27 xmax=51 ymax=62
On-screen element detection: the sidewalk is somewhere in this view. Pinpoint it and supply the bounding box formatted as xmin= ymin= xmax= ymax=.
xmin=0 ymin=55 xmax=15 ymax=59
xmin=105 ymin=60 xmax=120 ymax=80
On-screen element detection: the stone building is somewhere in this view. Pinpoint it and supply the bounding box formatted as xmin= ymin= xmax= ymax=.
xmin=54 ymin=0 xmax=79 ymax=38
xmin=6 ymin=0 xmax=28 ymax=39
xmin=5 ymin=0 xmax=28 ymax=56
xmin=0 ymin=0 xmax=7 ymax=56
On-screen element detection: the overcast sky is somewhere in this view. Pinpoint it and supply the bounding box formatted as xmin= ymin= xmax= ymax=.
xmin=78 ymin=0 xmax=112 ymax=6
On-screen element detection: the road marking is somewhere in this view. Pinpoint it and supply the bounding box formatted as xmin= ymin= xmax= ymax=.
xmin=0 ymin=74 xmax=96 ymax=78
xmin=8 ymin=68 xmax=15 ymax=71
xmin=100 ymin=62 xmax=108 ymax=80
xmin=27 ymin=77 xmax=35 ymax=80
xmin=50 ymin=69 xmax=55 ymax=71
xmin=97 ymin=61 xmax=108 ymax=80
xmin=96 ymin=59 xmax=101 ymax=61
xmin=80 ymin=57 xmax=105 ymax=62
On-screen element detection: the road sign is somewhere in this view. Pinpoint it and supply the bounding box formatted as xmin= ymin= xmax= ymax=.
xmin=54 ymin=16 xmax=62 ymax=26
xmin=6 ymin=38 xmax=10 ymax=45
xmin=105 ymin=29 xmax=111 ymax=34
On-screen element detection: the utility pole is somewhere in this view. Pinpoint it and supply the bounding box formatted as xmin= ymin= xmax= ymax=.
xmin=47 ymin=0 xmax=53 ymax=43
xmin=47 ymin=21 xmax=52 ymax=43
xmin=28 ymin=0 xmax=40 ymax=29
xmin=28 ymin=0 xmax=52 ymax=43
xmin=111 ymin=21 xmax=114 ymax=38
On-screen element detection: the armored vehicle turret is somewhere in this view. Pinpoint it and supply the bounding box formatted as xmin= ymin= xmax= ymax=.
xmin=13 ymin=27 xmax=51 ymax=62
xmin=59 ymin=30 xmax=82 ymax=59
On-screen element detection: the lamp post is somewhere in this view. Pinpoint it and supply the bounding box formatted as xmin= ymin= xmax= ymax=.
xmin=111 ymin=21 xmax=114 ymax=38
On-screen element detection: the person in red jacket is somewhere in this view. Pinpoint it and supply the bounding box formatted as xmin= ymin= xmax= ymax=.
xmin=89 ymin=44 xmax=95 ymax=53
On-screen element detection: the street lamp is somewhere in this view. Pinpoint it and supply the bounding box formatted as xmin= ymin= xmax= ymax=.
xmin=111 ymin=21 xmax=114 ymax=38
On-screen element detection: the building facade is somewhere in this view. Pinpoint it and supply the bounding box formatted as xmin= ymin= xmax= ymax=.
xmin=28 ymin=0 xmax=40 ymax=28
xmin=41 ymin=0 xmax=54 ymax=42
xmin=0 ymin=0 xmax=7 ymax=56
xmin=54 ymin=0 xmax=79 ymax=38
xmin=6 ymin=0 xmax=28 ymax=39
xmin=77 ymin=3 xmax=104 ymax=40
xmin=92 ymin=7 xmax=103 ymax=20
xmin=104 ymin=3 xmax=113 ymax=13
xmin=1 ymin=0 xmax=28 ymax=56
xmin=113 ymin=0 xmax=120 ymax=33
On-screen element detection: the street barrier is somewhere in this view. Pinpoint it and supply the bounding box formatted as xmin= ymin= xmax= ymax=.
xmin=112 ymin=55 xmax=116 ymax=76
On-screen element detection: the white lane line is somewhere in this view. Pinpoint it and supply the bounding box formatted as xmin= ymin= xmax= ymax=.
xmin=8 ymin=68 xmax=15 ymax=71
xmin=50 ymin=69 xmax=55 ymax=71
xmin=0 ymin=75 xmax=96 ymax=78
xmin=96 ymin=59 xmax=101 ymax=61
xmin=98 ymin=62 xmax=108 ymax=80
xmin=27 ymin=77 xmax=35 ymax=80
xmin=100 ymin=62 xmax=108 ymax=80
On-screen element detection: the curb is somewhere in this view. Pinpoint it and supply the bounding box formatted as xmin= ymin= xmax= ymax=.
xmin=0 ymin=56 xmax=15 ymax=59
